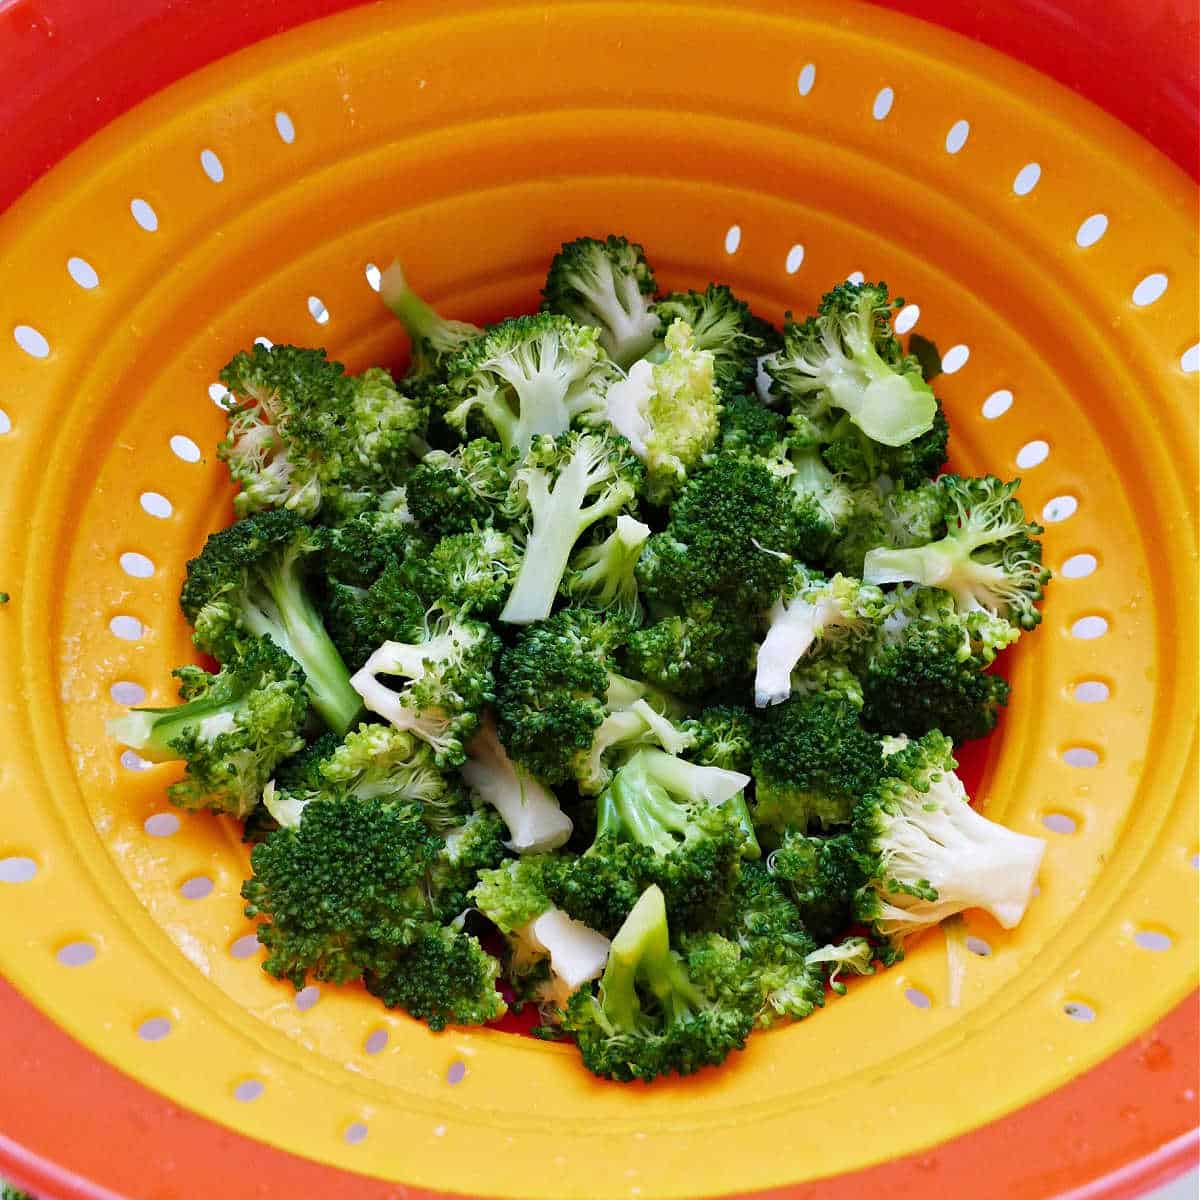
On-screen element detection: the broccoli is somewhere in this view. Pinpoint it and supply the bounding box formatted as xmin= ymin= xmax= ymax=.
xmin=752 ymin=693 xmax=885 ymax=834
xmin=653 ymin=283 xmax=776 ymax=395
xmin=316 ymin=503 xmax=422 ymax=588
xmin=106 ymin=637 xmax=306 ymax=818
xmin=624 ymin=597 xmax=758 ymax=700
xmin=562 ymin=514 xmax=652 ymax=623
xmin=499 ymin=431 xmax=642 ymax=624
xmin=635 ymin=456 xmax=813 ymax=611
xmin=852 ymin=732 xmax=1046 ymax=950
xmin=219 ymin=344 xmax=423 ymax=519
xmin=716 ymin=391 xmax=788 ymax=459
xmin=681 ymin=705 xmax=754 ymax=773
xmin=863 ymin=475 xmax=1050 ymax=629
xmin=1 ymin=1184 xmax=34 ymax=1200
xmin=819 ymin=403 xmax=949 ymax=490
xmin=806 ymin=936 xmax=875 ymax=994
xmin=462 ymin=717 xmax=574 ymax=853
xmin=823 ymin=480 xmax=944 ymax=579
xmin=541 ymin=235 xmax=660 ymax=368
xmin=754 ymin=570 xmax=890 ymax=708
xmin=419 ymin=527 xmax=520 ymax=616
xmin=404 ymin=439 xmax=514 ymax=538
xmin=441 ymin=314 xmax=619 ymax=454
xmin=349 ymin=609 xmax=499 ymax=766
xmin=767 ymin=282 xmax=936 ymax=448
xmin=591 ymin=748 xmax=752 ymax=927
xmin=601 ymin=319 xmax=720 ymax=502
xmin=782 ymin=441 xmax=856 ymax=547
xmin=322 ymin=558 xmax=426 ymax=672
xmin=180 ymin=510 xmax=363 ymax=735
xmin=379 ymin=258 xmax=481 ymax=382
xmin=767 ymin=830 xmax=863 ymax=945
xmin=561 ymin=884 xmax=755 ymax=1081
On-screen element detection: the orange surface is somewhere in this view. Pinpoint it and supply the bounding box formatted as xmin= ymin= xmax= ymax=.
xmin=0 ymin=2 xmax=1196 ymax=1197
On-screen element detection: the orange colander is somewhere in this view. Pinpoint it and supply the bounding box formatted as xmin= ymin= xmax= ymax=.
xmin=0 ymin=2 xmax=1196 ymax=1198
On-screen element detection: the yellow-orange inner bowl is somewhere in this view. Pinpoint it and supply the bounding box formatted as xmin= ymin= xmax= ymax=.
xmin=0 ymin=2 xmax=1196 ymax=1197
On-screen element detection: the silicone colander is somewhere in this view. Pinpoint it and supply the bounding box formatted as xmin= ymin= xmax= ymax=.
xmin=0 ymin=1 xmax=1197 ymax=1198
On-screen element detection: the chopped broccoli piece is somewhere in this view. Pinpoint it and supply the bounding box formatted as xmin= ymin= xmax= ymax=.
xmin=420 ymin=527 xmax=520 ymax=617
xmin=767 ymin=830 xmax=863 ymax=945
xmin=379 ymin=259 xmax=482 ymax=383
xmin=404 ymin=438 xmax=514 ymax=538
xmin=563 ymin=514 xmax=652 ymax=624
xmin=805 ymin=936 xmax=875 ymax=994
xmin=322 ymin=558 xmax=426 ymax=672
xmin=716 ymin=391 xmax=787 ymax=459
xmin=681 ymin=705 xmax=754 ymax=774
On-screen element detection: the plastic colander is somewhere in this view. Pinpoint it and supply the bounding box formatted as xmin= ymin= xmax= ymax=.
xmin=0 ymin=2 xmax=1197 ymax=1198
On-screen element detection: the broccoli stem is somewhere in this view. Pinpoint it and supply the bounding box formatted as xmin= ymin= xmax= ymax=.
xmin=107 ymin=695 xmax=242 ymax=762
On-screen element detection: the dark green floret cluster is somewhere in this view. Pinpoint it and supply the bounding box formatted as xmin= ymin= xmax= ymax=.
xmin=108 ymin=236 xmax=1049 ymax=1083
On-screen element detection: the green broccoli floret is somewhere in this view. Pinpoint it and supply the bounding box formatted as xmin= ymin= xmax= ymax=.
xmin=348 ymin=609 xmax=499 ymax=766
xmin=624 ymin=597 xmax=757 ymax=700
xmin=653 ymin=283 xmax=775 ymax=395
xmin=767 ymin=830 xmax=863 ymax=945
xmin=863 ymin=475 xmax=1050 ymax=630
xmin=852 ymin=732 xmax=1046 ymax=952
xmin=592 ymin=748 xmax=752 ymax=927
xmin=561 ymin=884 xmax=755 ymax=1081
xmin=562 ymin=514 xmax=652 ymax=624
xmin=218 ymin=344 xmax=423 ymax=519
xmin=601 ymin=319 xmax=720 ymax=503
xmin=404 ymin=439 xmax=514 ymax=538
xmin=805 ymin=936 xmax=875 ymax=994
xmin=430 ymin=805 xmax=510 ymax=918
xmin=716 ymin=391 xmax=787 ymax=459
xmin=499 ymin=431 xmax=642 ymax=624
xmin=767 ymin=282 xmax=936 ymax=448
xmin=1 ymin=1183 xmax=34 ymax=1200
xmin=780 ymin=440 xmax=856 ymax=549
xmin=441 ymin=314 xmax=619 ymax=454
xmin=106 ymin=637 xmax=307 ymax=818
xmin=752 ymin=693 xmax=885 ymax=834
xmin=541 ymin=235 xmax=660 ymax=368
xmin=315 ymin=501 xmax=422 ymax=584
xmin=420 ymin=527 xmax=520 ymax=616
xmin=322 ymin=558 xmax=426 ymax=672
xmin=379 ymin=258 xmax=481 ymax=383
xmin=823 ymin=480 xmax=944 ymax=578
xmin=635 ymin=457 xmax=815 ymax=611
xmin=754 ymin=570 xmax=890 ymax=708
xmin=818 ymin=400 xmax=949 ymax=490
xmin=242 ymin=793 xmax=440 ymax=988
xmin=681 ymin=705 xmax=754 ymax=773
xmin=180 ymin=510 xmax=363 ymax=735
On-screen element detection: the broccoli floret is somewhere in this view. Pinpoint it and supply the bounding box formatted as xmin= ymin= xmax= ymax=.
xmin=499 ymin=431 xmax=642 ymax=624
xmin=462 ymin=717 xmax=574 ymax=853
xmin=767 ymin=830 xmax=863 ymax=945
xmin=379 ymin=258 xmax=481 ymax=382
xmin=653 ymin=284 xmax=774 ymax=395
xmin=624 ymin=597 xmax=757 ymax=700
xmin=540 ymin=840 xmax=657 ymax=937
xmin=322 ymin=558 xmax=426 ymax=672
xmin=781 ymin=441 xmax=856 ymax=548
xmin=635 ymin=457 xmax=815 ymax=611
xmin=349 ymin=610 xmax=498 ymax=767
xmin=562 ymin=514 xmax=652 ymax=624
xmin=681 ymin=705 xmax=754 ymax=774
xmin=420 ymin=527 xmax=520 ymax=616
xmin=601 ymin=319 xmax=720 ymax=503
xmin=106 ymin=637 xmax=306 ymax=818
xmin=218 ymin=345 xmax=423 ymax=519
xmin=592 ymin=748 xmax=752 ymax=927
xmin=365 ymin=924 xmax=506 ymax=1030
xmin=242 ymin=793 xmax=440 ymax=988
xmin=431 ymin=806 xmax=510 ymax=916
xmin=1 ymin=1183 xmax=34 ymax=1200
xmin=805 ymin=935 xmax=875 ymax=994
xmin=818 ymin=400 xmax=949 ymax=490
xmin=754 ymin=570 xmax=890 ymax=708
xmin=863 ymin=475 xmax=1050 ymax=630
xmin=852 ymin=732 xmax=1046 ymax=951
xmin=823 ymin=480 xmax=943 ymax=578
xmin=541 ymin=235 xmax=660 ymax=368
xmin=441 ymin=314 xmax=619 ymax=454
xmin=180 ymin=510 xmax=362 ymax=735
xmin=562 ymin=884 xmax=755 ymax=1081
xmin=752 ymin=693 xmax=885 ymax=834
xmin=767 ymin=282 xmax=936 ymax=448
xmin=716 ymin=391 xmax=788 ymax=459
xmin=404 ymin=439 xmax=514 ymax=538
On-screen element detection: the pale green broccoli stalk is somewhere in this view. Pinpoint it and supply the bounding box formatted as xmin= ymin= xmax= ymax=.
xmin=379 ymin=258 xmax=481 ymax=379
xmin=853 ymin=732 xmax=1046 ymax=950
xmin=349 ymin=610 xmax=499 ymax=766
xmin=499 ymin=431 xmax=642 ymax=624
xmin=863 ymin=475 xmax=1050 ymax=629
xmin=805 ymin=936 xmax=875 ymax=994
xmin=754 ymin=570 xmax=890 ymax=708
xmin=562 ymin=514 xmax=652 ymax=623
xmin=541 ymin=235 xmax=661 ymax=368
xmin=601 ymin=319 xmax=720 ymax=502
xmin=767 ymin=282 xmax=936 ymax=447
xmin=442 ymin=314 xmax=619 ymax=455
xmin=462 ymin=717 xmax=574 ymax=853
xmin=106 ymin=637 xmax=306 ymax=818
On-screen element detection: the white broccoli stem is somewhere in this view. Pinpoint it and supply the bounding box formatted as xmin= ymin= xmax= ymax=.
xmin=629 ymin=700 xmax=694 ymax=757
xmin=877 ymin=774 xmax=1046 ymax=937
xmin=462 ymin=720 xmax=573 ymax=853
xmin=602 ymin=359 xmax=654 ymax=456
xmin=805 ymin=936 xmax=874 ymax=991
xmin=261 ymin=778 xmax=309 ymax=830
xmin=635 ymin=747 xmax=750 ymax=807
xmin=864 ymin=544 xmax=1015 ymax=618
xmin=526 ymin=909 xmax=611 ymax=991
xmin=754 ymin=354 xmax=776 ymax=405
xmin=754 ymin=590 xmax=851 ymax=708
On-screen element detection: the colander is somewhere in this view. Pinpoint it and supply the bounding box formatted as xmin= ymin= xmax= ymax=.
xmin=0 ymin=1 xmax=1196 ymax=1198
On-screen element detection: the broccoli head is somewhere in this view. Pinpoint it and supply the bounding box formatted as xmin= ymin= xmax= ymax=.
xmin=420 ymin=527 xmax=520 ymax=616
xmin=404 ymin=438 xmax=514 ymax=538
xmin=681 ymin=705 xmax=754 ymax=774
xmin=767 ymin=830 xmax=863 ymax=945
xmin=379 ymin=259 xmax=482 ymax=383
xmin=562 ymin=514 xmax=652 ymax=624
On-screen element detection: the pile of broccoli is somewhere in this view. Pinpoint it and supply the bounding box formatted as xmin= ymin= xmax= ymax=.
xmin=108 ymin=235 xmax=1050 ymax=1082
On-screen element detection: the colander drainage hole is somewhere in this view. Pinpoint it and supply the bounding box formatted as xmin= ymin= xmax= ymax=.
xmin=846 ymin=270 xmax=865 ymax=285
xmin=0 ymin=408 xmax=10 ymax=435
xmin=208 ymin=382 xmax=230 ymax=407
xmin=1012 ymin=163 xmax=1041 ymax=195
xmin=944 ymin=119 xmax=970 ymax=154
xmin=872 ymin=86 xmax=894 ymax=120
xmin=364 ymin=263 xmax=382 ymax=292
xmin=110 ymin=681 xmax=146 ymax=705
xmin=0 ymin=856 xmax=37 ymax=883
xmin=1181 ymin=344 xmax=1199 ymax=373
xmin=893 ymin=304 xmax=919 ymax=334
xmin=723 ymin=225 xmax=741 ymax=255
xmin=1061 ymin=554 xmax=1097 ymax=580
xmin=199 ymin=149 xmax=225 ymax=183
xmin=120 ymin=551 xmax=155 ymax=579
xmin=130 ymin=198 xmax=159 ymax=232
xmin=1062 ymin=746 xmax=1100 ymax=768
xmin=965 ymin=937 xmax=991 ymax=957
xmin=1075 ymin=213 xmax=1108 ymax=248
xmin=120 ymin=750 xmax=150 ymax=771
xmin=144 ymin=812 xmax=180 ymax=837
xmin=941 ymin=344 xmax=970 ymax=374
xmin=344 ymin=1122 xmax=368 ymax=1145
xmin=796 ymin=63 xmax=816 ymax=96
xmin=446 ymin=1060 xmax=467 ymax=1084
xmin=230 ymin=933 xmax=261 ymax=959
xmin=234 ymin=1079 xmax=264 ymax=1102
xmin=109 ymin=615 xmax=143 ymax=641
xmin=981 ymin=390 xmax=1013 ymax=419
xmin=56 ymin=941 xmax=96 ymax=967
xmin=1070 ymin=615 xmax=1108 ymax=640
xmin=307 ymin=296 xmax=330 ymax=325
xmin=180 ymin=875 xmax=214 ymax=900
xmin=140 ymin=491 xmax=173 ymax=519
xmin=364 ymin=1029 xmax=389 ymax=1055
xmin=904 ymin=987 xmax=931 ymax=1010
xmin=1041 ymin=495 xmax=1077 ymax=523
xmin=1131 ymin=273 xmax=1168 ymax=308
xmin=784 ymin=244 xmax=805 ymax=274
xmin=170 ymin=434 xmax=201 ymax=463
xmin=67 ymin=256 xmax=99 ymax=289
xmin=1063 ymin=1002 xmax=1095 ymax=1023
xmin=1042 ymin=812 xmax=1077 ymax=835
xmin=254 ymin=335 xmax=273 ymax=349
xmin=1133 ymin=930 xmax=1172 ymax=952
xmin=13 ymin=324 xmax=50 ymax=358
xmin=1073 ymin=680 xmax=1110 ymax=703
xmin=295 ymin=985 xmax=320 ymax=1011
xmin=274 ymin=111 xmax=296 ymax=144
xmin=1015 ymin=440 xmax=1050 ymax=469
xmin=138 ymin=1017 xmax=172 ymax=1041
